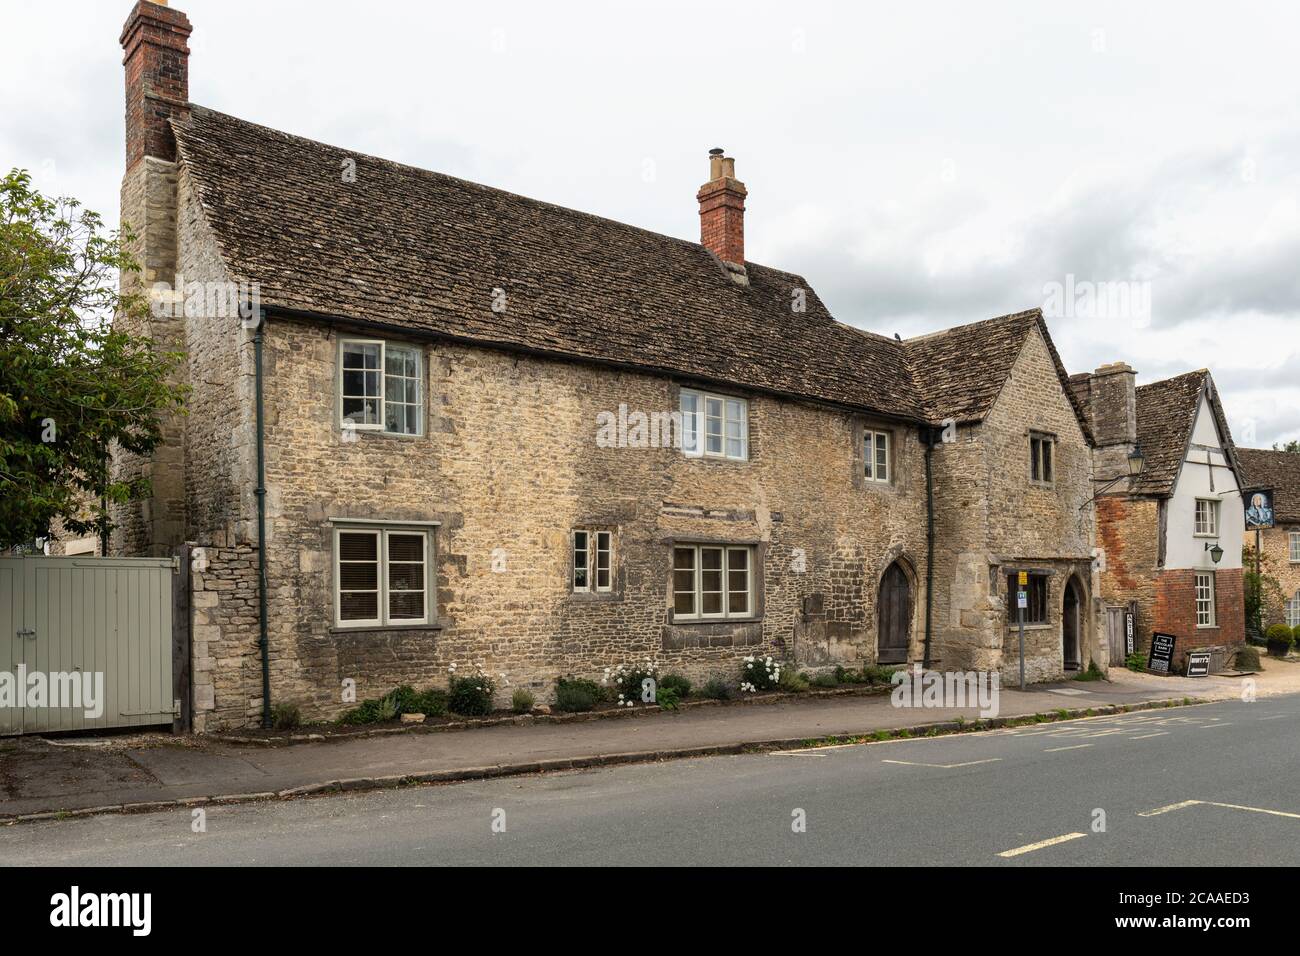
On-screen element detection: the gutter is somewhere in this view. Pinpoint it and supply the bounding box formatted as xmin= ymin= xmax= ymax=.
xmin=253 ymin=311 xmax=272 ymax=728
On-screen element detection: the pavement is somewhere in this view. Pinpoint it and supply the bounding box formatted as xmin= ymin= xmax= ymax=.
xmin=2 ymin=691 xmax=1296 ymax=865
xmin=1 ymin=660 xmax=1295 ymax=822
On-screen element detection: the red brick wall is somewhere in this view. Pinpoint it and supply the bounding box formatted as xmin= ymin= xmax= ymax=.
xmin=696 ymin=178 xmax=746 ymax=264
xmin=1152 ymin=567 xmax=1244 ymax=671
xmin=1096 ymin=495 xmax=1159 ymax=650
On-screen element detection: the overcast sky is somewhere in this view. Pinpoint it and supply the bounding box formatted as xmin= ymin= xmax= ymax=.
xmin=3 ymin=0 xmax=1297 ymax=446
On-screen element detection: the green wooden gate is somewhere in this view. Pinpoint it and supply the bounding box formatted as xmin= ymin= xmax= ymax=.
xmin=0 ymin=556 xmax=177 ymax=735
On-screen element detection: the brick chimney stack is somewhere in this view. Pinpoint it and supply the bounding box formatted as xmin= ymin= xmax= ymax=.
xmin=120 ymin=0 xmax=192 ymax=170
xmin=1089 ymin=361 xmax=1139 ymax=483
xmin=697 ymin=148 xmax=747 ymax=266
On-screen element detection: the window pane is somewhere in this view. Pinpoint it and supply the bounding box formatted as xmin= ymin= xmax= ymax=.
xmin=596 ymin=532 xmax=611 ymax=590
xmin=338 ymin=531 xmax=379 ymax=621
xmin=705 ymin=398 xmax=723 ymax=455
xmin=388 ymin=591 xmax=424 ymax=620
xmin=673 ymin=547 xmax=695 ymax=571
xmin=727 ymin=548 xmax=750 ymax=614
xmin=864 ymin=432 xmax=874 ymax=478
xmin=679 ymin=392 xmax=700 ymax=454
xmin=674 ymin=590 xmax=696 ymax=615
xmin=573 ymin=531 xmax=589 ymax=590
xmin=1043 ymin=441 xmax=1053 ymax=481
xmin=876 ymin=434 xmax=888 ymax=480
xmin=340 ymin=591 xmax=378 ymax=620
xmin=700 ymin=547 xmax=723 ymax=613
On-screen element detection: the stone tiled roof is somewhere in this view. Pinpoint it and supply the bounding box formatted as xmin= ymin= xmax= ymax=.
xmin=1237 ymin=448 xmax=1300 ymax=522
xmin=172 ymin=106 xmax=1088 ymax=436
xmin=1133 ymin=369 xmax=1240 ymax=496
xmin=901 ymin=310 xmax=1093 ymax=441
xmin=173 ymin=106 xmax=934 ymax=421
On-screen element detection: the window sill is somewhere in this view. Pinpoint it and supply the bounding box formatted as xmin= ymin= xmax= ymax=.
xmin=330 ymin=620 xmax=445 ymax=634
xmin=670 ymin=616 xmax=762 ymax=626
xmin=342 ymin=429 xmax=424 ymax=441
xmin=1196 ymin=625 xmax=1219 ymax=631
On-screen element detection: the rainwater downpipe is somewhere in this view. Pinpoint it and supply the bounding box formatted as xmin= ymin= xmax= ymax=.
xmin=922 ymin=425 xmax=936 ymax=669
xmin=254 ymin=310 xmax=272 ymax=728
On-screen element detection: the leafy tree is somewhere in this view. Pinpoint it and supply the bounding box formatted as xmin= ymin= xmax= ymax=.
xmin=1272 ymin=439 xmax=1300 ymax=454
xmin=0 ymin=169 xmax=186 ymax=551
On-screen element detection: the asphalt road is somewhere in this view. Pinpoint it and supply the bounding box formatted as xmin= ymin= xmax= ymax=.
xmin=2 ymin=694 xmax=1297 ymax=866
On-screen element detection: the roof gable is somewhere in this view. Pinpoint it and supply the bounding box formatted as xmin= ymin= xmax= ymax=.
xmin=901 ymin=309 xmax=1093 ymax=442
xmin=1133 ymin=370 xmax=1242 ymax=496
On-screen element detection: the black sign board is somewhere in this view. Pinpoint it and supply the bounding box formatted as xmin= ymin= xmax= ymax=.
xmin=1186 ymin=650 xmax=1211 ymax=677
xmin=1125 ymin=612 xmax=1135 ymax=656
xmin=1148 ymin=632 xmax=1176 ymax=674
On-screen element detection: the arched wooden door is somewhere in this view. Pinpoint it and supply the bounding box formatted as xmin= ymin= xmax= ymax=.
xmin=877 ymin=562 xmax=912 ymax=664
xmin=1063 ymin=578 xmax=1082 ymax=670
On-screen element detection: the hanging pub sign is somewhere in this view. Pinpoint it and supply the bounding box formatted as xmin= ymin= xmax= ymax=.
xmin=1148 ymin=632 xmax=1177 ymax=674
xmin=1186 ymin=650 xmax=1211 ymax=677
xmin=1244 ymin=489 xmax=1276 ymax=530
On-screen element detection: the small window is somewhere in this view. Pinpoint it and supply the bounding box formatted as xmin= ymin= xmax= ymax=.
xmin=340 ymin=339 xmax=423 ymax=435
xmin=1286 ymin=592 xmax=1300 ymax=629
xmin=1006 ymin=573 xmax=1049 ymax=625
xmin=680 ymin=388 xmax=748 ymax=460
xmin=671 ymin=544 xmax=754 ymax=620
xmin=1290 ymin=532 xmax=1300 ymax=563
xmin=1194 ymin=499 xmax=1219 ymax=536
xmin=1195 ymin=572 xmax=1216 ymax=627
xmin=336 ymin=526 xmax=431 ymax=627
xmin=1030 ymin=433 xmax=1054 ymax=484
xmin=572 ymin=529 xmax=613 ymax=593
xmin=864 ymin=430 xmax=891 ymax=483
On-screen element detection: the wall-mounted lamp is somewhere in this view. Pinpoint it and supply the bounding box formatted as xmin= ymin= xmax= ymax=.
xmin=1127 ymin=444 xmax=1145 ymax=477
xmin=1205 ymin=542 xmax=1224 ymax=564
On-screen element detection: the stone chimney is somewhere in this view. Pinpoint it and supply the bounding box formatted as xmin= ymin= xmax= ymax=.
xmin=697 ymin=148 xmax=747 ymax=270
xmin=1089 ymin=362 xmax=1138 ymax=482
xmin=121 ymin=0 xmax=192 ymax=170
xmin=112 ymin=0 xmax=192 ymax=556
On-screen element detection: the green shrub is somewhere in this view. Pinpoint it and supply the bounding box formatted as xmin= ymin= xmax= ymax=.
xmin=448 ymin=669 xmax=496 ymax=716
xmin=740 ymin=655 xmax=781 ymax=692
xmin=861 ymin=664 xmax=898 ymax=685
xmin=1125 ymin=651 xmax=1146 ymax=672
xmin=658 ymin=673 xmax=692 ymax=699
xmin=413 ymin=688 xmax=448 ymax=717
xmin=555 ymin=676 xmax=601 ymax=713
xmin=833 ymin=665 xmax=859 ymax=684
xmin=1235 ymin=645 xmax=1261 ymax=671
xmin=777 ymin=669 xmax=810 ymax=693
xmin=511 ymin=688 xmax=535 ymax=713
xmin=810 ymin=672 xmax=839 ymax=688
xmin=270 ymin=702 xmax=301 ymax=730
xmin=1265 ymin=624 xmax=1294 ymax=655
xmin=655 ymin=686 xmax=682 ymax=710
xmin=700 ymin=677 xmax=733 ymax=701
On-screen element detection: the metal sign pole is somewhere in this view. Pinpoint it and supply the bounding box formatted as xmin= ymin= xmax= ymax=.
xmin=1017 ymin=570 xmax=1027 ymax=691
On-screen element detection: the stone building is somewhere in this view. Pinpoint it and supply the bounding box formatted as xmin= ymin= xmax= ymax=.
xmin=1071 ymin=366 xmax=1247 ymax=672
xmin=1236 ymin=448 xmax=1300 ymax=630
xmin=111 ymin=1 xmax=1102 ymax=730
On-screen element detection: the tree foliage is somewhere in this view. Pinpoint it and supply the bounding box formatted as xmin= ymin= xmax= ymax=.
xmin=0 ymin=169 xmax=186 ymax=550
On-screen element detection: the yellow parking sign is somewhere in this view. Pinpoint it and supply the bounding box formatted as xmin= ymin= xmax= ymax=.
xmin=1018 ymin=571 xmax=1028 ymax=586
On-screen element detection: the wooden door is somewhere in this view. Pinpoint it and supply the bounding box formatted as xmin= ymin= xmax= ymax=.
xmin=877 ymin=563 xmax=912 ymax=664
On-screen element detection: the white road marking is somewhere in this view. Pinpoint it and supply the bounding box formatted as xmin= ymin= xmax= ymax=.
xmin=1130 ymin=731 xmax=1169 ymax=739
xmin=1199 ymin=723 xmax=1231 ymax=729
xmin=1044 ymin=744 xmax=1093 ymax=753
xmin=881 ymin=758 xmax=1002 ymax=769
xmin=1258 ymin=714 xmax=1288 ymax=721
xmin=1139 ymin=799 xmax=1300 ymax=820
xmin=997 ymin=832 xmax=1087 ymax=858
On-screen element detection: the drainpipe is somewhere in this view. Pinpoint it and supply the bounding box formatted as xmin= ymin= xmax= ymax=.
xmin=922 ymin=425 xmax=936 ymax=669
xmin=254 ymin=311 xmax=272 ymax=728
